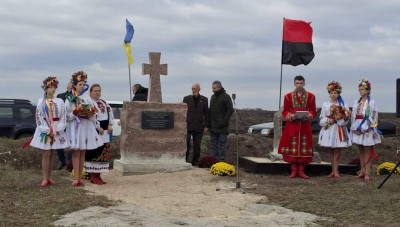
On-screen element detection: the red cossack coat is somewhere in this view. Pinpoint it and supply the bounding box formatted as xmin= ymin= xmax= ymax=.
xmin=278 ymin=91 xmax=316 ymax=164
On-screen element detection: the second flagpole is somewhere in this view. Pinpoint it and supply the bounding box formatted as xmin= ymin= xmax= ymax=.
xmin=278 ymin=18 xmax=285 ymax=110
xmin=128 ymin=65 xmax=132 ymax=101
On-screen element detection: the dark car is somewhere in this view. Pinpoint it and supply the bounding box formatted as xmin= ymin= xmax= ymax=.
xmin=248 ymin=107 xmax=397 ymax=136
xmin=0 ymin=99 xmax=37 ymax=139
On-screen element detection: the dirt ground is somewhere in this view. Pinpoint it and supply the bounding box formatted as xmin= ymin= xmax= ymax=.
xmin=54 ymin=168 xmax=323 ymax=227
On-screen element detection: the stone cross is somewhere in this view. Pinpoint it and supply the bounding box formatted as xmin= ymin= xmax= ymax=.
xmin=142 ymin=52 xmax=168 ymax=103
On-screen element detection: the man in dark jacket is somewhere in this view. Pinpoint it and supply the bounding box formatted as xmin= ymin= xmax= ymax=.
xmin=117 ymin=84 xmax=148 ymax=126
xmin=183 ymin=83 xmax=209 ymax=166
xmin=56 ymin=81 xmax=72 ymax=102
xmin=132 ymin=84 xmax=148 ymax=101
xmin=55 ymin=82 xmax=72 ymax=170
xmin=208 ymin=80 xmax=234 ymax=162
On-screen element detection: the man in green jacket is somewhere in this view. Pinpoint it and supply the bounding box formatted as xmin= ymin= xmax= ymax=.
xmin=208 ymin=80 xmax=234 ymax=162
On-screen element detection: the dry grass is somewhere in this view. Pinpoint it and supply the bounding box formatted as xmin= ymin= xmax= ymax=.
xmin=0 ymin=137 xmax=117 ymax=226
xmin=0 ymin=166 xmax=116 ymax=227
xmin=229 ymin=169 xmax=400 ymax=227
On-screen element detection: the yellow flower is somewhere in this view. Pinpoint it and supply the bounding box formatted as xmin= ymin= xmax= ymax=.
xmin=209 ymin=162 xmax=236 ymax=176
xmin=377 ymin=162 xmax=400 ymax=175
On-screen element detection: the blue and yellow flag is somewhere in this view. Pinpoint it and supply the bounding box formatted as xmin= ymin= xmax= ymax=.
xmin=123 ymin=19 xmax=135 ymax=65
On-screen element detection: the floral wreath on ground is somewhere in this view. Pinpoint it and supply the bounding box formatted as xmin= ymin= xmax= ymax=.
xmin=326 ymin=81 xmax=342 ymax=94
xmin=358 ymin=79 xmax=371 ymax=91
xmin=197 ymin=156 xmax=219 ymax=168
xmin=376 ymin=162 xmax=400 ymax=175
xmin=209 ymin=162 xmax=235 ymax=176
xmin=71 ymin=71 xmax=88 ymax=84
xmin=71 ymin=169 xmax=91 ymax=180
xmin=41 ymin=76 xmax=59 ymax=90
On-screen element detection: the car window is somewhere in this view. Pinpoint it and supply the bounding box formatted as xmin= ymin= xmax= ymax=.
xmin=0 ymin=107 xmax=14 ymax=120
xmin=19 ymin=108 xmax=34 ymax=119
xmin=109 ymin=104 xmax=123 ymax=119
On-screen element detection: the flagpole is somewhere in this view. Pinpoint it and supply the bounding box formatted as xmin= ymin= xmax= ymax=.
xmin=279 ymin=18 xmax=284 ymax=110
xmin=128 ymin=65 xmax=132 ymax=101
xmin=279 ymin=64 xmax=283 ymax=110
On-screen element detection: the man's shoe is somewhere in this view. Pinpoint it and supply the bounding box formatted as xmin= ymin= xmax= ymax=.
xmin=57 ymin=162 xmax=66 ymax=170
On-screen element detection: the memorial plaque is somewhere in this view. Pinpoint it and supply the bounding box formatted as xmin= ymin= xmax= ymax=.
xmin=141 ymin=111 xmax=174 ymax=129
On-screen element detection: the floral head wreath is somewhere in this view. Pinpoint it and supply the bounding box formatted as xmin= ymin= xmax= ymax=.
xmin=358 ymin=79 xmax=371 ymax=91
xmin=326 ymin=81 xmax=342 ymax=94
xmin=71 ymin=71 xmax=88 ymax=84
xmin=41 ymin=76 xmax=59 ymax=90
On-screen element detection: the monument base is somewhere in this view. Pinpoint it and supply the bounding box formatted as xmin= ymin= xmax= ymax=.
xmin=239 ymin=156 xmax=360 ymax=175
xmin=114 ymin=153 xmax=192 ymax=176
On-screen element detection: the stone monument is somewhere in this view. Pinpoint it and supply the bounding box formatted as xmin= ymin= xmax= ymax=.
xmin=114 ymin=52 xmax=191 ymax=175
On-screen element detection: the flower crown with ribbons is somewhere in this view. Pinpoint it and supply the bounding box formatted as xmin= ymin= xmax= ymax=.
xmin=358 ymin=79 xmax=371 ymax=91
xmin=41 ymin=76 xmax=59 ymax=90
xmin=71 ymin=71 xmax=88 ymax=84
xmin=326 ymin=81 xmax=342 ymax=94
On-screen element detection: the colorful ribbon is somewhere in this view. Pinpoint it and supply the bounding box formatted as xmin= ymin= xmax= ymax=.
xmin=357 ymin=96 xmax=371 ymax=131
xmin=40 ymin=93 xmax=57 ymax=145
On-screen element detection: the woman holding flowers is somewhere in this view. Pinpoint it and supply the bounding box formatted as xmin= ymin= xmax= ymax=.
xmin=350 ymin=79 xmax=381 ymax=182
xmin=84 ymin=84 xmax=114 ymax=185
xmin=30 ymin=77 xmax=69 ymax=187
xmin=318 ymin=81 xmax=352 ymax=178
xmin=65 ymin=71 xmax=103 ymax=186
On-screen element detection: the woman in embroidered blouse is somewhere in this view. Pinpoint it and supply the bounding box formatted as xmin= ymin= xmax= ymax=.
xmin=350 ymin=79 xmax=381 ymax=182
xmin=65 ymin=71 xmax=103 ymax=186
xmin=318 ymin=81 xmax=352 ymax=178
xmin=84 ymin=84 xmax=114 ymax=185
xmin=30 ymin=77 xmax=69 ymax=187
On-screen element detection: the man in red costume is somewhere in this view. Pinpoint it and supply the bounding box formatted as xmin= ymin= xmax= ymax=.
xmin=278 ymin=75 xmax=316 ymax=179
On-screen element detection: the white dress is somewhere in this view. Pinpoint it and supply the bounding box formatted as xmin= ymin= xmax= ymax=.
xmin=318 ymin=102 xmax=352 ymax=148
xmin=30 ymin=98 xmax=70 ymax=150
xmin=65 ymin=93 xmax=103 ymax=150
xmin=350 ymin=99 xmax=381 ymax=146
xmin=84 ymin=99 xmax=115 ymax=173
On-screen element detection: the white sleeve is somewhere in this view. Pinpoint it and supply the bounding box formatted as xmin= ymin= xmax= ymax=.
xmin=369 ymin=101 xmax=378 ymax=126
xmin=56 ymin=100 xmax=67 ymax=132
xmin=319 ymin=103 xmax=328 ymax=127
xmin=87 ymin=99 xmax=100 ymax=129
xmin=65 ymin=100 xmax=76 ymax=122
xmin=35 ymin=100 xmax=50 ymax=134
xmin=107 ymin=103 xmax=114 ymax=126
xmin=350 ymin=101 xmax=358 ymax=130
xmin=337 ymin=103 xmax=350 ymax=127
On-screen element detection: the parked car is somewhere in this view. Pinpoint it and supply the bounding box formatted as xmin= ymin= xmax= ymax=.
xmin=248 ymin=107 xmax=397 ymax=136
xmin=0 ymin=99 xmax=37 ymax=139
xmin=108 ymin=101 xmax=123 ymax=136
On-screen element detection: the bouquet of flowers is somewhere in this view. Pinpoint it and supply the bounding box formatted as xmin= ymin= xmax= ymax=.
xmin=73 ymin=103 xmax=97 ymax=117
xmin=326 ymin=105 xmax=350 ymax=129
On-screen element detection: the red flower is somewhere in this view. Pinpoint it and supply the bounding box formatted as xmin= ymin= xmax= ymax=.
xmin=367 ymin=83 xmax=371 ymax=86
xmin=106 ymin=154 xmax=110 ymax=160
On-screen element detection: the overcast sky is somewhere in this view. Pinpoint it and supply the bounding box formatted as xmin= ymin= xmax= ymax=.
xmin=1 ymin=0 xmax=399 ymax=112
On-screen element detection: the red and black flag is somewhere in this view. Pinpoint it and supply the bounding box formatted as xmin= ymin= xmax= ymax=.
xmin=281 ymin=18 xmax=315 ymax=66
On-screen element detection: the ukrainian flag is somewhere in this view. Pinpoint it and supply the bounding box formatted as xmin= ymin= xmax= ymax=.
xmin=123 ymin=19 xmax=134 ymax=65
